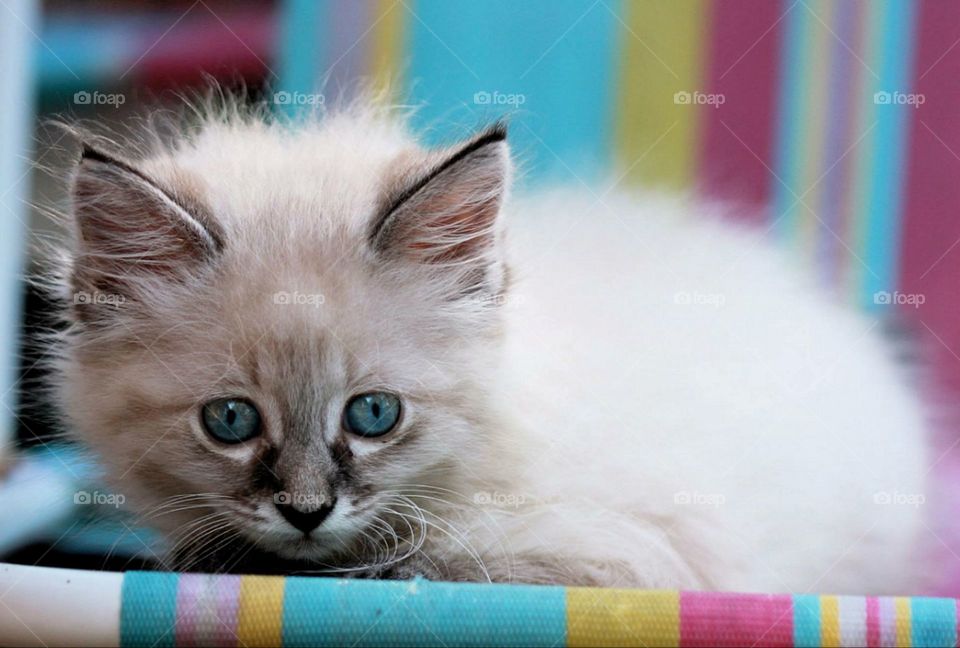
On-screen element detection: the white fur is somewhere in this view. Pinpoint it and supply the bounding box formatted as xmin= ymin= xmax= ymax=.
xmin=466 ymin=189 xmax=931 ymax=593
xmin=54 ymin=102 xmax=931 ymax=593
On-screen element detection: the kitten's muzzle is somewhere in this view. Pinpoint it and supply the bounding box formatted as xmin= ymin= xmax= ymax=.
xmin=276 ymin=498 xmax=336 ymax=534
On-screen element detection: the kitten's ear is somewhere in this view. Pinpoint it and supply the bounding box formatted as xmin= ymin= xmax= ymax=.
xmin=70 ymin=145 xmax=221 ymax=300
xmin=369 ymin=124 xmax=510 ymax=289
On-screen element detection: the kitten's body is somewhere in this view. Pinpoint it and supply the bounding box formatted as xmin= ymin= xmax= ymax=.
xmin=53 ymin=102 xmax=929 ymax=593
xmin=441 ymin=190 xmax=929 ymax=592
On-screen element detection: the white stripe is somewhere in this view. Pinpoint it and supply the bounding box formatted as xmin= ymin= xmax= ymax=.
xmin=838 ymin=595 xmax=867 ymax=647
xmin=0 ymin=563 xmax=121 ymax=647
xmin=879 ymin=597 xmax=897 ymax=647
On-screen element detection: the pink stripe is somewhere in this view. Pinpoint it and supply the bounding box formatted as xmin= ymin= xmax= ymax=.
xmin=699 ymin=0 xmax=785 ymax=218
xmin=209 ymin=575 xmax=242 ymax=647
xmin=174 ymin=574 xmax=242 ymax=647
xmin=174 ymin=574 xmax=203 ymax=647
xmin=866 ymin=596 xmax=880 ymax=647
xmin=138 ymin=9 xmax=275 ymax=87
xmin=679 ymin=591 xmax=793 ymax=647
xmin=900 ymin=0 xmax=960 ymax=599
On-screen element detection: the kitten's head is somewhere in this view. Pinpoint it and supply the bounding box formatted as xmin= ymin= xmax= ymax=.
xmin=54 ymin=103 xmax=512 ymax=569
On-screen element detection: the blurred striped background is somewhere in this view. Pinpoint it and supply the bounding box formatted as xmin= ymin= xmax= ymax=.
xmin=277 ymin=0 xmax=960 ymax=406
xmin=9 ymin=0 xmax=960 ymax=427
xmin=5 ymin=0 xmax=960 ymax=587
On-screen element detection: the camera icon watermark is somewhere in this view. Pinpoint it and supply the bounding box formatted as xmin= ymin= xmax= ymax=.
xmin=273 ymin=91 xmax=325 ymax=106
xmin=673 ymin=291 xmax=726 ymax=308
xmin=872 ymin=290 xmax=924 ymax=309
xmin=274 ymin=491 xmax=327 ymax=508
xmin=873 ymin=490 xmax=925 ymax=507
xmin=473 ymin=91 xmax=526 ymax=108
xmin=73 ymin=90 xmax=126 ymax=108
xmin=273 ymin=291 xmax=325 ymax=308
xmin=470 ymin=293 xmax=525 ymax=307
xmin=673 ymin=490 xmax=726 ymax=508
xmin=473 ymin=491 xmax=526 ymax=508
xmin=73 ymin=290 xmax=126 ymax=306
xmin=673 ymin=90 xmax=725 ymax=108
xmin=873 ymin=91 xmax=925 ymax=108
xmin=74 ymin=490 xmax=126 ymax=508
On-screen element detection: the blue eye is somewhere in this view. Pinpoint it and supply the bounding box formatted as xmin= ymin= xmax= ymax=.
xmin=201 ymin=398 xmax=262 ymax=444
xmin=344 ymin=392 xmax=401 ymax=437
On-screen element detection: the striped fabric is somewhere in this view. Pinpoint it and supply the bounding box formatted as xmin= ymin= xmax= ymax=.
xmin=120 ymin=572 xmax=960 ymax=647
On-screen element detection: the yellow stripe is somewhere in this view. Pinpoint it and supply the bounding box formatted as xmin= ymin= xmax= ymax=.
xmin=236 ymin=575 xmax=286 ymax=647
xmin=820 ymin=595 xmax=841 ymax=647
xmin=614 ymin=0 xmax=707 ymax=189
xmin=895 ymin=596 xmax=912 ymax=647
xmin=369 ymin=0 xmax=407 ymax=97
xmin=797 ymin=0 xmax=833 ymax=258
xmin=567 ymin=588 xmax=679 ymax=647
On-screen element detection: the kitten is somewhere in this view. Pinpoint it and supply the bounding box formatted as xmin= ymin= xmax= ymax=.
xmin=50 ymin=98 xmax=931 ymax=592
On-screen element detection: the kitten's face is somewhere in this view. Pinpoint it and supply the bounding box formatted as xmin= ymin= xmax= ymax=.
xmin=58 ymin=113 xmax=510 ymax=569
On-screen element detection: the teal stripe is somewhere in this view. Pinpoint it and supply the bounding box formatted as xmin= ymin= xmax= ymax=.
xmin=407 ymin=0 xmax=620 ymax=184
xmin=282 ymin=576 xmax=566 ymax=647
xmin=911 ymin=597 xmax=957 ymax=648
xmin=771 ymin=0 xmax=808 ymax=240
xmin=792 ymin=594 xmax=822 ymax=647
xmin=277 ymin=0 xmax=330 ymax=118
xmin=36 ymin=21 xmax=133 ymax=88
xmin=120 ymin=572 xmax=180 ymax=648
xmin=859 ymin=0 xmax=918 ymax=310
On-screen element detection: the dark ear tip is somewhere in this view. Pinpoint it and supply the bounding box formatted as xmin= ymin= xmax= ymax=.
xmin=484 ymin=121 xmax=508 ymax=143
xmin=77 ymin=144 xmax=147 ymax=182
xmin=79 ymin=143 xmax=113 ymax=166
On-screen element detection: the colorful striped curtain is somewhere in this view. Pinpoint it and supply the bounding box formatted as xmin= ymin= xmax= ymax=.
xmin=275 ymin=0 xmax=960 ymax=393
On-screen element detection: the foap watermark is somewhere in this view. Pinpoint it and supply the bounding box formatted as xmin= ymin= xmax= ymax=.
xmin=873 ymin=290 xmax=924 ymax=309
xmin=674 ymin=490 xmax=726 ymax=508
xmin=674 ymin=291 xmax=726 ymax=308
xmin=473 ymin=491 xmax=526 ymax=509
xmin=74 ymin=90 xmax=126 ymax=108
xmin=874 ymin=91 xmax=925 ymax=108
xmin=74 ymin=290 xmax=126 ymax=306
xmin=74 ymin=490 xmax=125 ymax=508
xmin=273 ymin=291 xmax=325 ymax=308
xmin=274 ymin=491 xmax=328 ymax=508
xmin=273 ymin=91 xmax=325 ymax=106
xmin=674 ymin=90 xmax=725 ymax=108
xmin=470 ymin=293 xmax=525 ymax=307
xmin=473 ymin=91 xmax=526 ymax=107
xmin=873 ymin=490 xmax=925 ymax=508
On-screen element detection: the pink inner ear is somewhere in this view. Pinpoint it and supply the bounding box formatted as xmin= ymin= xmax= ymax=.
xmin=406 ymin=187 xmax=500 ymax=264
xmin=373 ymin=127 xmax=508 ymax=267
xmin=72 ymin=160 xmax=216 ymax=295
xmin=76 ymin=184 xmax=201 ymax=272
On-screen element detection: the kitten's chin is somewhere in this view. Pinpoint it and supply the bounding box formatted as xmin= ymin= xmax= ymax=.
xmin=273 ymin=537 xmax=337 ymax=561
xmin=233 ymin=499 xmax=375 ymax=564
xmin=252 ymin=527 xmax=360 ymax=563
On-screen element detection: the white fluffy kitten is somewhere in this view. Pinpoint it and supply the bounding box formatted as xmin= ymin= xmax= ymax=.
xmin=52 ymin=99 xmax=929 ymax=593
